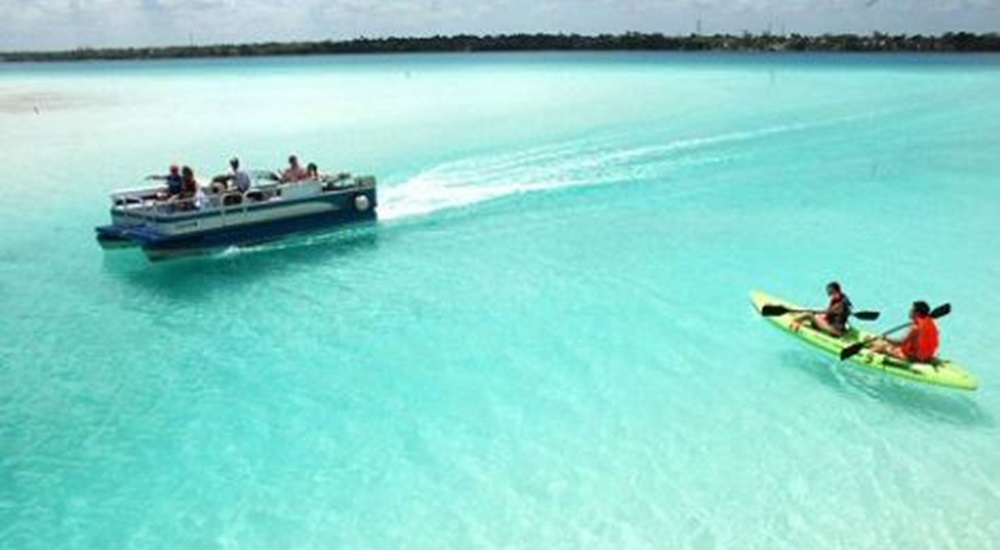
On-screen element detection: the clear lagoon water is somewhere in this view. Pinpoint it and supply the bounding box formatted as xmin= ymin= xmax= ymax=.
xmin=2 ymin=52 xmax=1000 ymax=549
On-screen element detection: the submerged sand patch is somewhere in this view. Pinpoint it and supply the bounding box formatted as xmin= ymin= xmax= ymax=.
xmin=0 ymin=87 xmax=109 ymax=114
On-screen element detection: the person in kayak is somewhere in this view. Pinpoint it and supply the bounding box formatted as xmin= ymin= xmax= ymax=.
xmin=870 ymin=301 xmax=939 ymax=362
xmin=790 ymin=281 xmax=853 ymax=337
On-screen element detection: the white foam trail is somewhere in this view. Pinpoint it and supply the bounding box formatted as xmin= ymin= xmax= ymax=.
xmin=378 ymin=121 xmax=822 ymax=222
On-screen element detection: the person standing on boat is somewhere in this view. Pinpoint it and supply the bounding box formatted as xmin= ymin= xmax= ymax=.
xmin=870 ymin=301 xmax=940 ymax=362
xmin=790 ymin=281 xmax=853 ymax=337
xmin=147 ymin=164 xmax=183 ymax=198
xmin=281 ymin=154 xmax=309 ymax=182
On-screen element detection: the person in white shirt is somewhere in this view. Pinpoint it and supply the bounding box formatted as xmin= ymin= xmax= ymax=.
xmin=229 ymin=157 xmax=252 ymax=193
xmin=212 ymin=156 xmax=252 ymax=194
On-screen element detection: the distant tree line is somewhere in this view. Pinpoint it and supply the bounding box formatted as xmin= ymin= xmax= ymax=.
xmin=3 ymin=31 xmax=1000 ymax=62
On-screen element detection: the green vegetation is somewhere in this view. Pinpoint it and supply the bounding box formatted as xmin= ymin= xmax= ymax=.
xmin=3 ymin=32 xmax=1000 ymax=62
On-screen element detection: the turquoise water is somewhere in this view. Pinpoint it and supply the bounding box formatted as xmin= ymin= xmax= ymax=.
xmin=2 ymin=52 xmax=1000 ymax=548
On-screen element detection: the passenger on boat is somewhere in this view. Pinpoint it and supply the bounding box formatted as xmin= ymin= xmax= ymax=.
xmin=306 ymin=162 xmax=319 ymax=180
xmin=870 ymin=301 xmax=940 ymax=362
xmin=169 ymin=165 xmax=199 ymax=209
xmin=212 ymin=157 xmax=252 ymax=193
xmin=281 ymin=154 xmax=309 ymax=182
xmin=231 ymin=157 xmax=252 ymax=193
xmin=146 ymin=165 xmax=183 ymax=198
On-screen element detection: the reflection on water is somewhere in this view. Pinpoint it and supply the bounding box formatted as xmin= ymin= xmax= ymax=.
xmin=778 ymin=350 xmax=992 ymax=428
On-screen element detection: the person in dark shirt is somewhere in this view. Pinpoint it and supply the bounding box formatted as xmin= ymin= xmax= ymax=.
xmin=147 ymin=164 xmax=183 ymax=198
xmin=790 ymin=281 xmax=853 ymax=337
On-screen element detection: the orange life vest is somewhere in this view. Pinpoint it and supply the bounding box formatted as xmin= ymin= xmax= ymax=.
xmin=900 ymin=317 xmax=939 ymax=362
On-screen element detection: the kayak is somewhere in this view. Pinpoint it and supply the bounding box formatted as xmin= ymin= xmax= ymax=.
xmin=750 ymin=290 xmax=978 ymax=391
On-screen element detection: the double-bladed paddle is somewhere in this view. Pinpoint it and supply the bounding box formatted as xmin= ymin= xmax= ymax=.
xmin=760 ymin=304 xmax=880 ymax=321
xmin=839 ymin=303 xmax=951 ymax=361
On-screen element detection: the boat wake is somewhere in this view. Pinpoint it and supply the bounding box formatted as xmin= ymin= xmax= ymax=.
xmin=378 ymin=121 xmax=819 ymax=221
xmin=206 ymin=120 xmax=834 ymax=260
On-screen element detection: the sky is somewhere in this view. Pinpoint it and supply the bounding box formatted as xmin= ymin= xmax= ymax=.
xmin=0 ymin=0 xmax=998 ymax=51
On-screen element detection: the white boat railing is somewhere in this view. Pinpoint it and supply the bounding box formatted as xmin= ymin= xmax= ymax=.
xmin=110 ymin=185 xmax=164 ymax=204
xmin=109 ymin=173 xmax=374 ymax=219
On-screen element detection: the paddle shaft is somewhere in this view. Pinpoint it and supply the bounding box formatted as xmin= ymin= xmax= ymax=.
xmin=839 ymin=323 xmax=907 ymax=361
xmin=875 ymin=321 xmax=912 ymax=341
xmin=761 ymin=304 xmax=878 ymax=321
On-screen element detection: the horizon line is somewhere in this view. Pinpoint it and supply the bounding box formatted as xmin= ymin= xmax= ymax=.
xmin=4 ymin=30 xmax=999 ymax=60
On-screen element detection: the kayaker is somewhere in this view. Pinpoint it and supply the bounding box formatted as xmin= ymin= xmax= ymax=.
xmin=870 ymin=301 xmax=939 ymax=362
xmin=790 ymin=281 xmax=853 ymax=337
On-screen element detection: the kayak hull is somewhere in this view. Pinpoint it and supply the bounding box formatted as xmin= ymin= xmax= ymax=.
xmin=751 ymin=290 xmax=978 ymax=391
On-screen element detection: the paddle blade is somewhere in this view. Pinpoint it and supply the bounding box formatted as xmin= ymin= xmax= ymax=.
xmin=760 ymin=304 xmax=792 ymax=317
xmin=852 ymin=310 xmax=880 ymax=321
xmin=931 ymin=303 xmax=951 ymax=319
xmin=840 ymin=342 xmax=865 ymax=361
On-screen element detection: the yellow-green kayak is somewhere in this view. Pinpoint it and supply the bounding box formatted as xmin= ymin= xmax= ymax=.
xmin=751 ymin=290 xmax=978 ymax=391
